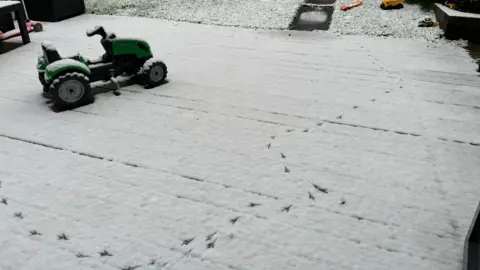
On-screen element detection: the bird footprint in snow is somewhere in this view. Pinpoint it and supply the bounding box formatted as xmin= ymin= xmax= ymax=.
xmin=182 ymin=237 xmax=195 ymax=246
xmin=99 ymin=250 xmax=113 ymax=257
xmin=206 ymin=239 xmax=217 ymax=249
xmin=76 ymin=253 xmax=90 ymax=258
xmin=230 ymin=216 xmax=240 ymax=224
xmin=312 ymin=183 xmax=328 ymax=194
xmin=30 ymin=230 xmax=42 ymax=236
xmin=248 ymin=202 xmax=261 ymax=207
xmin=121 ymin=265 xmax=141 ymax=270
xmin=206 ymin=232 xmax=217 ymax=241
xmin=281 ymin=205 xmax=292 ymax=212
xmin=57 ymin=233 xmax=69 ymax=240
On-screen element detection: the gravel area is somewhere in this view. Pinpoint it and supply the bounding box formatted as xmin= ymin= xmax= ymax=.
xmin=329 ymin=0 xmax=445 ymax=40
xmin=85 ymin=0 xmax=470 ymax=47
xmin=85 ymin=0 xmax=302 ymax=29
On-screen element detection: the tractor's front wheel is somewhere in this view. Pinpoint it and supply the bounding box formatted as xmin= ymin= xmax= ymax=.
xmin=50 ymin=72 xmax=93 ymax=110
xmin=142 ymin=60 xmax=167 ymax=87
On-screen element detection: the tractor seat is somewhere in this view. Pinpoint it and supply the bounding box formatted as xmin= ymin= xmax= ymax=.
xmin=41 ymin=41 xmax=62 ymax=64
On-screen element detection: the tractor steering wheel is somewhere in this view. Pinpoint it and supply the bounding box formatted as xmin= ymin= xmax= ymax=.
xmin=86 ymin=26 xmax=107 ymax=39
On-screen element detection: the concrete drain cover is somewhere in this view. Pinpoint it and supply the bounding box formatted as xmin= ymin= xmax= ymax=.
xmin=289 ymin=5 xmax=334 ymax=31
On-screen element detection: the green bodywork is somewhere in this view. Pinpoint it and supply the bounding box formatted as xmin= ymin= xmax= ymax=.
xmin=37 ymin=53 xmax=90 ymax=84
xmin=112 ymin=38 xmax=152 ymax=58
xmin=37 ymin=54 xmax=88 ymax=72
xmin=43 ymin=59 xmax=91 ymax=84
xmin=37 ymin=55 xmax=48 ymax=71
xmin=37 ymin=38 xmax=152 ymax=85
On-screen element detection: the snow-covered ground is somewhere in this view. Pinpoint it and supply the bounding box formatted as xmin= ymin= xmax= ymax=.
xmin=1 ymin=14 xmax=480 ymax=270
xmin=85 ymin=0 xmax=302 ymax=29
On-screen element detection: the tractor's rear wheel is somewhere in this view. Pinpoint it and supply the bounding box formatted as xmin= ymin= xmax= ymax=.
xmin=38 ymin=72 xmax=49 ymax=93
xmin=50 ymin=72 xmax=93 ymax=110
xmin=143 ymin=60 xmax=167 ymax=87
xmin=38 ymin=72 xmax=46 ymax=86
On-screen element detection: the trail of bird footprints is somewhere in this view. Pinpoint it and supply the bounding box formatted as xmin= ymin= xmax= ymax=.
xmin=0 ymin=126 xmax=357 ymax=269
xmin=266 ymin=127 xmax=347 ymax=206
xmin=0 ymin=176 xmax=302 ymax=269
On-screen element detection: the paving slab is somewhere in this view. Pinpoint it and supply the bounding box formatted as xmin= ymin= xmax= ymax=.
xmin=0 ymin=14 xmax=480 ymax=270
xmin=289 ymin=4 xmax=335 ymax=31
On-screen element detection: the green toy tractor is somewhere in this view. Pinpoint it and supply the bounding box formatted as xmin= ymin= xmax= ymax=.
xmin=37 ymin=26 xmax=168 ymax=109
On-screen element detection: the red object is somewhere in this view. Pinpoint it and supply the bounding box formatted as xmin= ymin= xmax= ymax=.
xmin=340 ymin=1 xmax=363 ymax=10
xmin=0 ymin=20 xmax=42 ymax=42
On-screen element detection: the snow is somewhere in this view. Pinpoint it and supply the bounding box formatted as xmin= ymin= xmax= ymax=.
xmin=50 ymin=73 xmax=90 ymax=89
xmin=37 ymin=54 xmax=46 ymax=65
xmin=143 ymin=58 xmax=163 ymax=70
xmin=84 ymin=0 xmax=468 ymax=43
xmin=86 ymin=25 xmax=102 ymax=36
xmin=0 ymin=1 xmax=19 ymax=8
xmin=45 ymin=59 xmax=90 ymax=74
xmin=41 ymin=40 xmax=57 ymax=51
xmin=86 ymin=56 xmax=104 ymax=65
xmin=85 ymin=0 xmax=302 ymax=29
xmin=1 ymin=14 xmax=480 ymax=270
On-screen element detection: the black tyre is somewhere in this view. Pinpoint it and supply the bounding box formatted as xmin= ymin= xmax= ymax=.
xmin=39 ymin=72 xmax=47 ymax=86
xmin=33 ymin=23 xmax=43 ymax=32
xmin=39 ymin=72 xmax=52 ymax=94
xmin=133 ymin=72 xmax=146 ymax=86
xmin=143 ymin=61 xmax=167 ymax=87
xmin=50 ymin=72 xmax=93 ymax=110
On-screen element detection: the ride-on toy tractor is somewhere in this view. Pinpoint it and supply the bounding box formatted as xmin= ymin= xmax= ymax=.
xmin=37 ymin=26 xmax=167 ymax=109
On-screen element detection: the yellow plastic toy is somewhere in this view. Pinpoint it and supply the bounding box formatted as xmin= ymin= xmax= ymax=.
xmin=380 ymin=0 xmax=405 ymax=9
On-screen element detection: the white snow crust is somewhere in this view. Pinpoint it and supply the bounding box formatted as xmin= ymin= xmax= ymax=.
xmin=46 ymin=59 xmax=90 ymax=74
xmin=0 ymin=14 xmax=479 ymax=270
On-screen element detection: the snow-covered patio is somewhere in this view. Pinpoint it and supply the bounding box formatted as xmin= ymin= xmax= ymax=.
xmin=1 ymin=14 xmax=480 ymax=270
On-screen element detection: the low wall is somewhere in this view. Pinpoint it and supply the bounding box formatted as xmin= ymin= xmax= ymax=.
xmin=434 ymin=3 xmax=480 ymax=41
